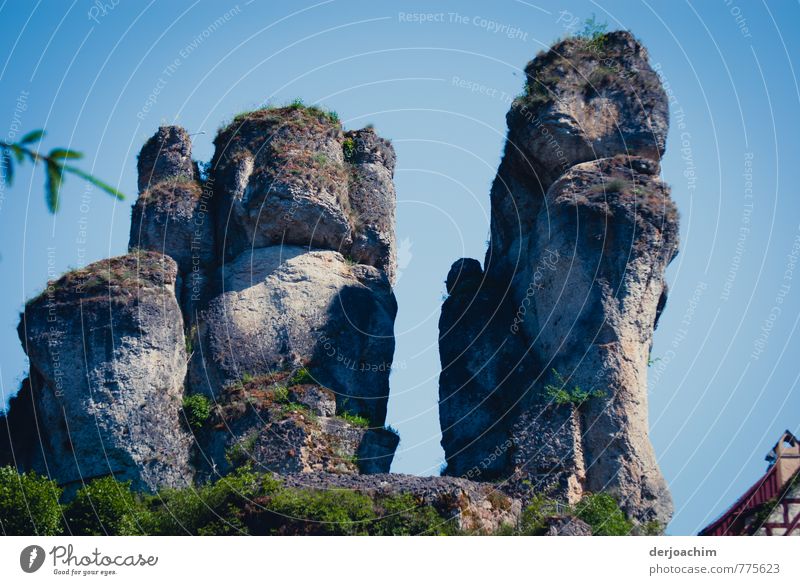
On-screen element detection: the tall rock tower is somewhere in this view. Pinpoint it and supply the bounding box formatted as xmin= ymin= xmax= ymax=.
xmin=438 ymin=31 xmax=678 ymax=525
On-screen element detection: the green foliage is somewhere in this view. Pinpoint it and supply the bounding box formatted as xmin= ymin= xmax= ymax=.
xmin=288 ymin=367 xmax=314 ymax=386
xmin=371 ymin=493 xmax=458 ymax=535
xmin=225 ymin=434 xmax=259 ymax=467
xmin=184 ymin=325 xmax=197 ymax=356
xmin=517 ymin=493 xmax=560 ymax=535
xmin=572 ymin=493 xmax=633 ymax=535
xmin=577 ymin=14 xmax=608 ymax=49
xmin=339 ymin=411 xmax=370 ymax=428
xmin=63 ymin=476 xmax=149 ymax=535
xmin=182 ymin=394 xmax=211 ymax=431
xmin=279 ymin=402 xmax=315 ymax=422
xmin=635 ymin=520 xmax=664 ymax=536
xmin=0 ymin=129 xmax=125 ymax=213
xmin=288 ymin=97 xmax=305 ymax=109
xmin=0 ymin=466 xmax=459 ymax=535
xmin=0 ymin=466 xmax=63 ymax=535
xmin=544 ymin=369 xmax=606 ymax=406
xmin=147 ymin=467 xmax=280 ymax=535
xmin=342 ymin=137 xmax=356 ymax=162
xmin=241 ymin=372 xmax=254 ymax=384
xmin=261 ymin=487 xmax=374 ymax=535
xmin=326 ymin=110 xmax=340 ymax=124
xmin=272 ymin=385 xmax=290 ymax=403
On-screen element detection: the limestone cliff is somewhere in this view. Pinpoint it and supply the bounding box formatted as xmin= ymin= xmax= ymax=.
xmin=438 ymin=31 xmax=678 ymax=525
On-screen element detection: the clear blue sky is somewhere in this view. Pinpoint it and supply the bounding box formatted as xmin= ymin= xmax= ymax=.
xmin=1 ymin=0 xmax=798 ymax=535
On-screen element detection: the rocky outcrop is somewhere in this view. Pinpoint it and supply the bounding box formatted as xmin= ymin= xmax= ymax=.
xmin=280 ymin=472 xmax=522 ymax=534
xmin=189 ymin=246 xmax=396 ymax=426
xmin=130 ymin=127 xmax=213 ymax=326
xmin=438 ymin=31 xmax=678 ymax=525
xmin=13 ymin=252 xmax=193 ymax=492
xmin=210 ymin=107 xmax=397 ymax=281
xmin=191 ymin=371 xmax=398 ymax=478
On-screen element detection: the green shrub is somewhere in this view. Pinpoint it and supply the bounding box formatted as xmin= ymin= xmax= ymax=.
xmin=339 ymin=411 xmax=370 ymax=428
xmin=572 ymin=493 xmax=633 ymax=535
xmin=63 ymin=476 xmax=148 ymax=535
xmin=288 ymin=367 xmax=314 ymax=386
xmin=371 ymin=493 xmax=457 ymax=535
xmin=147 ymin=467 xmax=280 ymax=535
xmin=342 ymin=137 xmax=356 ymax=162
xmin=544 ymin=369 xmax=605 ymax=406
xmin=0 ymin=466 xmax=62 ymax=535
xmin=635 ymin=520 xmax=664 ymax=536
xmin=577 ymin=14 xmax=608 ymax=51
xmin=225 ymin=434 xmax=259 ymax=468
xmin=517 ymin=493 xmax=560 ymax=535
xmin=182 ymin=394 xmax=211 ymax=430
xmin=263 ymin=487 xmax=375 ymax=535
xmin=272 ymin=385 xmax=290 ymax=403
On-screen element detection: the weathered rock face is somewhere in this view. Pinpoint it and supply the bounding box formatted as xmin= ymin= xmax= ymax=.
xmin=14 ymin=252 xmax=193 ymax=492
xmin=210 ymin=108 xmax=397 ymax=281
xmin=439 ymin=32 xmax=678 ymax=525
xmin=280 ymin=472 xmax=522 ymax=534
xmin=130 ymin=127 xmax=214 ymax=326
xmin=191 ymin=372 xmax=398 ymax=479
xmin=137 ymin=126 xmax=195 ymax=193
xmin=190 ymin=246 xmax=396 ymax=426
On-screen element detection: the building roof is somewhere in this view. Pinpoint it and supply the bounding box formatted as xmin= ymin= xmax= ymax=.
xmin=699 ymin=430 xmax=799 ymax=536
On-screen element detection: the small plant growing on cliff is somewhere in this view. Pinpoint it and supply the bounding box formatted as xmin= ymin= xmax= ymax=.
xmin=544 ymin=369 xmax=605 ymax=406
xmin=288 ymin=367 xmax=314 ymax=386
xmin=340 ymin=411 xmax=370 ymax=428
xmin=272 ymin=385 xmax=290 ymax=403
xmin=577 ymin=14 xmax=608 ymax=51
xmin=182 ymin=394 xmax=211 ymax=431
xmin=184 ymin=325 xmax=197 ymax=357
xmin=225 ymin=434 xmax=259 ymax=467
xmin=342 ymin=137 xmax=356 ymax=162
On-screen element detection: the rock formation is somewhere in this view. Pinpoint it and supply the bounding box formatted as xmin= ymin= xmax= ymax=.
xmin=0 ymin=30 xmax=680 ymax=534
xmin=438 ymin=31 xmax=678 ymax=525
xmin=1 ymin=105 xmax=402 ymax=498
xmin=13 ymin=252 xmax=193 ymax=492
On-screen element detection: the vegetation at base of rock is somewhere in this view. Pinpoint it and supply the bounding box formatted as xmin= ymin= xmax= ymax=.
xmin=1 ymin=467 xmax=459 ymax=535
xmin=63 ymin=476 xmax=147 ymax=535
xmin=515 ymin=493 xmax=562 ymax=535
xmin=182 ymin=394 xmax=211 ymax=430
xmin=0 ymin=466 xmax=63 ymax=536
xmin=544 ymin=369 xmax=606 ymax=406
xmin=572 ymin=493 xmax=634 ymax=535
xmin=339 ymin=411 xmax=370 ymax=428
xmin=508 ymin=491 xmax=634 ymax=536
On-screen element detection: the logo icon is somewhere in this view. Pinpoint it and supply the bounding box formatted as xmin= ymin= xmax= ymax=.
xmin=19 ymin=545 xmax=45 ymax=573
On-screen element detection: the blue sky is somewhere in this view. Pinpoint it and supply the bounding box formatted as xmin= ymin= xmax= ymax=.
xmin=1 ymin=0 xmax=798 ymax=535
